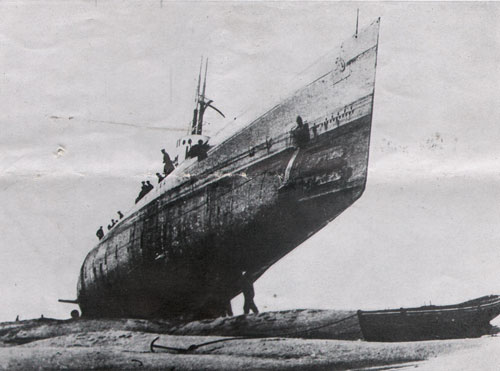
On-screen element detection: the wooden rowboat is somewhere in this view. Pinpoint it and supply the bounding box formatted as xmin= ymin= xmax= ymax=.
xmin=358 ymin=295 xmax=500 ymax=342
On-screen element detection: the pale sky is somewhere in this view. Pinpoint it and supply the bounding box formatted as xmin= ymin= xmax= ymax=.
xmin=1 ymin=1 xmax=500 ymax=322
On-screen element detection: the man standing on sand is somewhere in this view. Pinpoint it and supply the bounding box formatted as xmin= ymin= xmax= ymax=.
xmin=241 ymin=271 xmax=259 ymax=314
xmin=224 ymin=300 xmax=233 ymax=317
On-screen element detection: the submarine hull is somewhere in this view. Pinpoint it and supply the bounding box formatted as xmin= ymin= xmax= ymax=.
xmin=77 ymin=19 xmax=380 ymax=319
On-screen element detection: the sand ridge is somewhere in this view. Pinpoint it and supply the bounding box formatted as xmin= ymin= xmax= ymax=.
xmin=0 ymin=313 xmax=498 ymax=370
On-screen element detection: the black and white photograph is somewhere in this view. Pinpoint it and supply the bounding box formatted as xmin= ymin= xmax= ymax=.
xmin=1 ymin=1 xmax=500 ymax=369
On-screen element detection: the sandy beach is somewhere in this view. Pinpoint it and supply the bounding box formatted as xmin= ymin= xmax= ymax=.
xmin=1 ymin=314 xmax=498 ymax=370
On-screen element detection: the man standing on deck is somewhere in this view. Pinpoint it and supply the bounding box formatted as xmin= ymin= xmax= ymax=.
xmin=293 ymin=115 xmax=310 ymax=147
xmin=241 ymin=271 xmax=259 ymax=314
xmin=96 ymin=226 xmax=104 ymax=240
xmin=145 ymin=180 xmax=154 ymax=194
xmin=156 ymin=172 xmax=165 ymax=183
xmin=135 ymin=181 xmax=147 ymax=203
xmin=161 ymin=149 xmax=175 ymax=176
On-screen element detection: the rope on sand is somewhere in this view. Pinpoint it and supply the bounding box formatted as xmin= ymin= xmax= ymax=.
xmin=150 ymin=313 xmax=358 ymax=354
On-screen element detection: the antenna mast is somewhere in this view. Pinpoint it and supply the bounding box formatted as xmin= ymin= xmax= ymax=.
xmin=188 ymin=57 xmax=224 ymax=136
xmin=355 ymin=9 xmax=359 ymax=38
xmin=191 ymin=57 xmax=203 ymax=134
xmin=197 ymin=58 xmax=209 ymax=135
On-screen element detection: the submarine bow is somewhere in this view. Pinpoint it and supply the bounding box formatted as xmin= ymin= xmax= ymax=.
xmin=77 ymin=18 xmax=381 ymax=319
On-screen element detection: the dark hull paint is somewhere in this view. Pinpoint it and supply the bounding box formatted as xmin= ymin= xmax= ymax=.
xmin=79 ymin=116 xmax=371 ymax=318
xmin=77 ymin=19 xmax=380 ymax=319
xmin=358 ymin=295 xmax=500 ymax=342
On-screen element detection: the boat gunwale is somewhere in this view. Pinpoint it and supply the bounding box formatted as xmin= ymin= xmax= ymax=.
xmin=358 ymin=296 xmax=500 ymax=317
